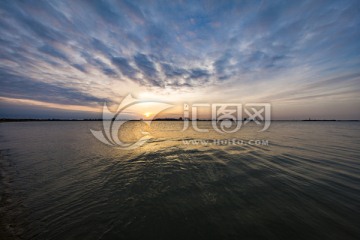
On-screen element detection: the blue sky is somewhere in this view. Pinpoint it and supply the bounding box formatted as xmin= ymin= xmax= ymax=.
xmin=0 ymin=0 xmax=359 ymax=119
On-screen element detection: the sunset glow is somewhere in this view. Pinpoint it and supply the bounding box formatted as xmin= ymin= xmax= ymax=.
xmin=0 ymin=0 xmax=359 ymax=120
xmin=144 ymin=112 xmax=152 ymax=118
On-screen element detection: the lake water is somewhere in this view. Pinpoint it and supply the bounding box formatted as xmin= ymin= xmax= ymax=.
xmin=1 ymin=121 xmax=360 ymax=239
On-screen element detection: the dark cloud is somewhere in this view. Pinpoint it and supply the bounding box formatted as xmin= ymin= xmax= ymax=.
xmin=1 ymin=0 xmax=358 ymax=88
xmin=214 ymin=51 xmax=232 ymax=80
xmin=91 ymin=38 xmax=115 ymax=58
xmin=134 ymin=53 xmax=157 ymax=78
xmin=239 ymin=51 xmax=289 ymax=70
xmin=0 ymin=0 xmax=359 ymax=117
xmin=87 ymin=0 xmax=122 ymax=25
xmin=101 ymin=68 xmax=118 ymax=77
xmin=162 ymin=63 xmax=188 ymax=78
xmin=0 ymin=1 xmax=67 ymax=42
xmin=81 ymin=53 xmax=119 ymax=77
xmin=38 ymin=45 xmax=69 ymax=62
xmin=189 ymin=68 xmax=210 ymax=79
xmin=111 ymin=57 xmax=137 ymax=78
xmin=134 ymin=53 xmax=163 ymax=87
xmin=21 ymin=17 xmax=67 ymax=42
xmin=71 ymin=63 xmax=87 ymax=73
xmin=0 ymin=71 xmax=105 ymax=105
xmin=161 ymin=63 xmax=210 ymax=87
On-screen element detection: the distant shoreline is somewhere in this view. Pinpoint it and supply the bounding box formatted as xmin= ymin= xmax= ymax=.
xmin=1 ymin=119 xmax=359 ymax=122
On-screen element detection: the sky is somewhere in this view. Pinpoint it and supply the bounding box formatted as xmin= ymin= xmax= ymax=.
xmin=0 ymin=0 xmax=359 ymax=120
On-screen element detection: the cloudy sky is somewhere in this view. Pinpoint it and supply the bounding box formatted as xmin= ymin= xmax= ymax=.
xmin=0 ymin=0 xmax=359 ymax=119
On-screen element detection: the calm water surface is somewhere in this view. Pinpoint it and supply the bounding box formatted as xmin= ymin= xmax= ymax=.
xmin=1 ymin=121 xmax=360 ymax=239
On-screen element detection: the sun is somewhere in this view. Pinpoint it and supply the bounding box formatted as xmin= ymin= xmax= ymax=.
xmin=144 ymin=112 xmax=152 ymax=118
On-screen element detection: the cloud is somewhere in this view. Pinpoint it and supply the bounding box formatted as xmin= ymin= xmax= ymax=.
xmin=71 ymin=63 xmax=87 ymax=73
xmin=189 ymin=68 xmax=210 ymax=79
xmin=160 ymin=63 xmax=211 ymax=87
xmin=91 ymin=38 xmax=115 ymax=58
xmin=133 ymin=53 xmax=163 ymax=86
xmin=134 ymin=53 xmax=157 ymax=78
xmin=38 ymin=45 xmax=69 ymax=62
xmin=0 ymin=70 xmax=105 ymax=105
xmin=80 ymin=52 xmax=118 ymax=77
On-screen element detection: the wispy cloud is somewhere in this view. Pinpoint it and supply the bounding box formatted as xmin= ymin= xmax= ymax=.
xmin=0 ymin=0 xmax=359 ymax=118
